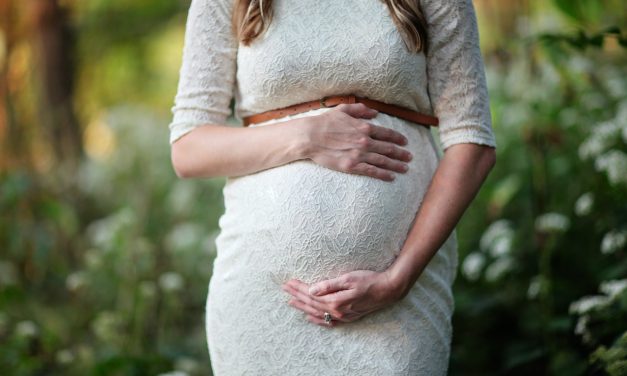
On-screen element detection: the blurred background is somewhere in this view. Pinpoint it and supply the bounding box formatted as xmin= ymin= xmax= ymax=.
xmin=0 ymin=0 xmax=626 ymax=375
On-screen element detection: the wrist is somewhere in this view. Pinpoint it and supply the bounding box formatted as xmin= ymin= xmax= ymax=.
xmin=285 ymin=117 xmax=315 ymax=161
xmin=384 ymin=262 xmax=414 ymax=301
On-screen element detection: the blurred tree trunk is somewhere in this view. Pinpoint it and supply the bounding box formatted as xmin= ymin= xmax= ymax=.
xmin=0 ymin=0 xmax=83 ymax=171
xmin=0 ymin=0 xmax=28 ymax=170
xmin=29 ymin=0 xmax=83 ymax=165
xmin=474 ymin=0 xmax=531 ymax=57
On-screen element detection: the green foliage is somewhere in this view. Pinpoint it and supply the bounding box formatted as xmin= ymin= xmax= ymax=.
xmin=538 ymin=26 xmax=627 ymax=50
xmin=569 ymin=280 xmax=627 ymax=375
xmin=550 ymin=0 xmax=626 ymax=28
xmin=1 ymin=105 xmax=224 ymax=375
xmin=590 ymin=330 xmax=627 ymax=376
xmin=451 ymin=6 xmax=627 ymax=373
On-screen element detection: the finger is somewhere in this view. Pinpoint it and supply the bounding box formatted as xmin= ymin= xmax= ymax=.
xmin=306 ymin=314 xmax=339 ymax=328
xmin=360 ymin=152 xmax=409 ymax=174
xmin=282 ymin=283 xmax=329 ymax=313
xmin=308 ymin=277 xmax=349 ymax=296
xmin=315 ymin=288 xmax=356 ymax=307
xmin=286 ymin=287 xmax=351 ymax=323
xmin=288 ymin=298 xmax=324 ymax=318
xmin=367 ymin=138 xmax=413 ymax=162
xmin=285 ymin=279 xmax=313 ymax=293
xmin=288 ymin=278 xmax=349 ymax=300
xmin=335 ymin=103 xmax=378 ymax=119
xmin=350 ymin=162 xmax=396 ymax=181
xmin=284 ymin=282 xmax=354 ymax=322
xmin=368 ymin=123 xmax=409 ymax=146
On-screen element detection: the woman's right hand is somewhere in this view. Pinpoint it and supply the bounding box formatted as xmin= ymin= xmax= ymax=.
xmin=300 ymin=103 xmax=413 ymax=182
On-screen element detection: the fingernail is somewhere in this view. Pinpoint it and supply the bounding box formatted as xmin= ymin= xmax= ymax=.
xmin=309 ymin=286 xmax=320 ymax=295
xmin=408 ymin=153 xmax=413 ymax=161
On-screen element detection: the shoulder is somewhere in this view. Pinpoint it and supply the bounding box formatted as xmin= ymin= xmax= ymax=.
xmin=420 ymin=0 xmax=469 ymax=21
xmin=188 ymin=0 xmax=236 ymax=15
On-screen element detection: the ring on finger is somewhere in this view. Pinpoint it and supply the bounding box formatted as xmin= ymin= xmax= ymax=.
xmin=323 ymin=312 xmax=333 ymax=325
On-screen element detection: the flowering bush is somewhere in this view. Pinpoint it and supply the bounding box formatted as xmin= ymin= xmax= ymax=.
xmin=453 ymin=30 xmax=627 ymax=375
xmin=0 ymin=106 xmax=222 ymax=375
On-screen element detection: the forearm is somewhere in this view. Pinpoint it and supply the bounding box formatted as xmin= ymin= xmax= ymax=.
xmin=387 ymin=143 xmax=496 ymax=298
xmin=170 ymin=119 xmax=310 ymax=179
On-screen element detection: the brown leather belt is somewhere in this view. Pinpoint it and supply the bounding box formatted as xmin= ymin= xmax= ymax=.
xmin=242 ymin=94 xmax=439 ymax=128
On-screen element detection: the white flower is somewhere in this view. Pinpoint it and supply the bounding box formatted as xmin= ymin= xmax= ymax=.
xmin=527 ymin=275 xmax=543 ymax=300
xmin=606 ymin=74 xmax=627 ymax=99
xmin=159 ymin=272 xmax=184 ymax=292
xmin=568 ymin=295 xmax=611 ymax=315
xmin=574 ymin=314 xmax=589 ymax=336
xmin=480 ymin=220 xmax=515 ymax=258
xmin=86 ymin=207 xmax=137 ymax=250
xmin=66 ymin=271 xmax=87 ymax=292
xmin=574 ymin=192 xmax=594 ymax=216
xmin=461 ymin=252 xmax=485 ymax=281
xmin=594 ymin=149 xmax=627 ymax=186
xmin=175 ymin=357 xmax=201 ymax=374
xmin=480 ymin=220 xmax=512 ymax=250
xmin=157 ymin=372 xmax=189 ymax=376
xmin=15 ymin=320 xmax=38 ymax=338
xmin=599 ymin=279 xmax=627 ymax=298
xmin=55 ymin=349 xmax=75 ymax=365
xmin=535 ymin=212 xmax=570 ymax=233
xmin=490 ymin=236 xmax=513 ymax=258
xmin=485 ymin=257 xmax=515 ymax=282
xmin=600 ymin=229 xmax=627 ymax=254
xmin=578 ymin=120 xmax=621 ymax=160
xmin=578 ymin=137 xmax=606 ymax=161
xmin=165 ymin=222 xmax=204 ymax=253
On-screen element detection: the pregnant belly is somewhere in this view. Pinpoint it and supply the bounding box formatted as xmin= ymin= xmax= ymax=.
xmin=212 ymin=111 xmax=440 ymax=285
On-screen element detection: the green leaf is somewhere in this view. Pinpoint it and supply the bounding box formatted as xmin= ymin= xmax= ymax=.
xmin=553 ymin=0 xmax=582 ymax=22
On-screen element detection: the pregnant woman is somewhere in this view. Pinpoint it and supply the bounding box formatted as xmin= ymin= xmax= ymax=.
xmin=168 ymin=0 xmax=497 ymax=374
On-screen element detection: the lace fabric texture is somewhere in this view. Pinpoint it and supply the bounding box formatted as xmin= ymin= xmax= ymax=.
xmin=168 ymin=0 xmax=496 ymax=374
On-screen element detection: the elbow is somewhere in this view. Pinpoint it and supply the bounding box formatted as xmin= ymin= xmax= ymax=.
xmin=173 ymin=165 xmax=191 ymax=179
xmin=170 ymin=142 xmax=195 ymax=179
xmin=170 ymin=139 xmax=219 ymax=179
xmin=171 ymin=153 xmax=189 ymax=179
xmin=482 ymin=146 xmax=497 ymax=174
xmin=486 ymin=146 xmax=497 ymax=167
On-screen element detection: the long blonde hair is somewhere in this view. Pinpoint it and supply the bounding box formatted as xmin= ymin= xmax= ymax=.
xmin=232 ymin=0 xmax=429 ymax=54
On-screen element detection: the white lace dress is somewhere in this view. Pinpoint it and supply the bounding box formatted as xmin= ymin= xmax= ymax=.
xmin=168 ymin=0 xmax=497 ymax=374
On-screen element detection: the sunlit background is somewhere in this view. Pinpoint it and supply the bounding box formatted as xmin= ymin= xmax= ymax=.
xmin=1 ymin=0 xmax=626 ymax=375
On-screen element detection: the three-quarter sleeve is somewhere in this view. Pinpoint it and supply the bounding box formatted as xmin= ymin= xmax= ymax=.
xmin=168 ymin=0 xmax=238 ymax=145
xmin=422 ymin=0 xmax=497 ymax=152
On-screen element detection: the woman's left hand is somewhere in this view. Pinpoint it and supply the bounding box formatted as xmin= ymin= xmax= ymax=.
xmin=281 ymin=269 xmax=403 ymax=327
